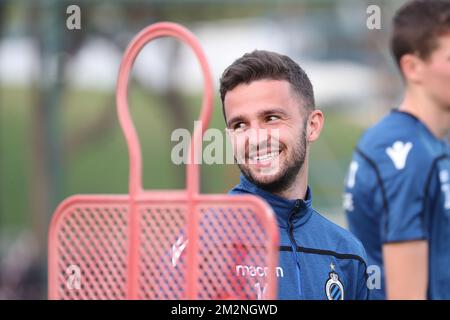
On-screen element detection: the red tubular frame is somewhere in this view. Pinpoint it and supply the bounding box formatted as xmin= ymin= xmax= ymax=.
xmin=116 ymin=22 xmax=213 ymax=197
xmin=116 ymin=22 xmax=213 ymax=299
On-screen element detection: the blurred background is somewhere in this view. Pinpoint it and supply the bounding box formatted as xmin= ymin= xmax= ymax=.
xmin=0 ymin=0 xmax=407 ymax=299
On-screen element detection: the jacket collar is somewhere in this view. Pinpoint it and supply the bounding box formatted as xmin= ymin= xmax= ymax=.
xmin=230 ymin=174 xmax=313 ymax=229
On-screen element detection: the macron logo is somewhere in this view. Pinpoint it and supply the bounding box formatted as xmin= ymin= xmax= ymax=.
xmin=171 ymin=236 xmax=188 ymax=267
xmin=386 ymin=141 xmax=413 ymax=170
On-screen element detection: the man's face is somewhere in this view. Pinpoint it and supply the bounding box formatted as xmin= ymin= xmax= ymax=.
xmin=224 ymin=79 xmax=309 ymax=193
xmin=420 ymin=34 xmax=450 ymax=110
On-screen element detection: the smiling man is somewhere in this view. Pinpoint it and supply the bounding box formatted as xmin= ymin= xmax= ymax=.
xmin=220 ymin=50 xmax=369 ymax=300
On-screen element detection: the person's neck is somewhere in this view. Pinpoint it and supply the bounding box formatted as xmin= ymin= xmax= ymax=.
xmin=273 ymin=161 xmax=309 ymax=201
xmin=400 ymin=88 xmax=450 ymax=139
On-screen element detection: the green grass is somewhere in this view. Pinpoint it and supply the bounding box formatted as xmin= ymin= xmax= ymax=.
xmin=0 ymin=85 xmax=367 ymax=234
xmin=0 ymin=87 xmax=32 ymax=230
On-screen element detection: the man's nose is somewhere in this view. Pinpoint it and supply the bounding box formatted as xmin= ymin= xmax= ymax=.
xmin=246 ymin=121 xmax=271 ymax=137
xmin=248 ymin=120 xmax=269 ymax=131
xmin=244 ymin=125 xmax=276 ymax=146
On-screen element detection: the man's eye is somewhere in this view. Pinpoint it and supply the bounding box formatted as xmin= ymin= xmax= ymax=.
xmin=233 ymin=122 xmax=246 ymax=130
xmin=267 ymin=115 xmax=280 ymax=122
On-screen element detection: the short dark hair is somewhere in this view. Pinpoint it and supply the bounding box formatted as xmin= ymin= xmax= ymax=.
xmin=219 ymin=50 xmax=315 ymax=121
xmin=391 ymin=0 xmax=450 ymax=70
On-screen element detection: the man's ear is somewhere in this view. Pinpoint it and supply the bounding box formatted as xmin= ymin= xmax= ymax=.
xmin=400 ymin=53 xmax=424 ymax=84
xmin=306 ymin=110 xmax=324 ymax=143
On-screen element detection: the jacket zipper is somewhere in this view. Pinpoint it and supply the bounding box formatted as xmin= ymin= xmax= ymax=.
xmin=288 ymin=200 xmax=303 ymax=299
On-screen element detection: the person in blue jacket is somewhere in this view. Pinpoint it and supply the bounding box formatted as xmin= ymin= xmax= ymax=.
xmin=344 ymin=0 xmax=450 ymax=300
xmin=219 ymin=50 xmax=369 ymax=300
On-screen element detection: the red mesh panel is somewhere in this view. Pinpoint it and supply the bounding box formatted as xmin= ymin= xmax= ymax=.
xmin=196 ymin=202 xmax=276 ymax=300
xmin=50 ymin=199 xmax=129 ymax=300
xmin=49 ymin=195 xmax=278 ymax=300
xmin=137 ymin=203 xmax=186 ymax=300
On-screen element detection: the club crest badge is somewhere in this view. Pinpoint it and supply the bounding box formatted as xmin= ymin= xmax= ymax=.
xmin=325 ymin=263 xmax=344 ymax=300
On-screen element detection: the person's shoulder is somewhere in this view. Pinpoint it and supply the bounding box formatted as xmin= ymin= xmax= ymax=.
xmin=356 ymin=111 xmax=436 ymax=174
xmin=359 ymin=111 xmax=425 ymax=150
xmin=310 ymin=210 xmax=367 ymax=262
